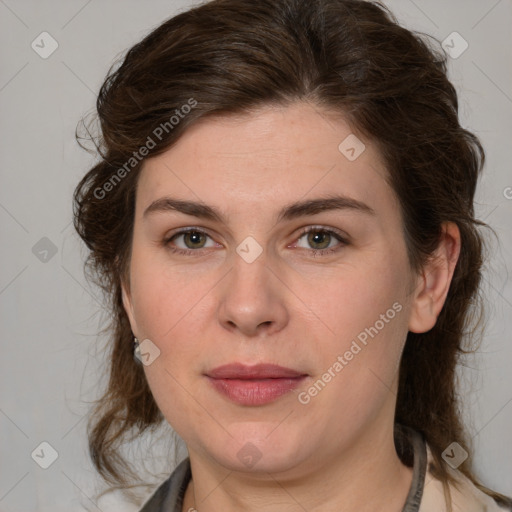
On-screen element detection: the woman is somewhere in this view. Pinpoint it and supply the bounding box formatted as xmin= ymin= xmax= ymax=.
xmin=73 ymin=0 xmax=512 ymax=510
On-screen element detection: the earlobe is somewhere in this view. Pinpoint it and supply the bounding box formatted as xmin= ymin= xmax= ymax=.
xmin=121 ymin=280 xmax=138 ymax=335
xmin=408 ymin=222 xmax=461 ymax=333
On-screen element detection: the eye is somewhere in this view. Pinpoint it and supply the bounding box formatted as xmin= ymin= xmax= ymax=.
xmin=163 ymin=228 xmax=218 ymax=255
xmin=294 ymin=227 xmax=348 ymax=256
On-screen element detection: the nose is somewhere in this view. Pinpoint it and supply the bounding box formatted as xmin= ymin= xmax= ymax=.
xmin=217 ymin=250 xmax=290 ymax=338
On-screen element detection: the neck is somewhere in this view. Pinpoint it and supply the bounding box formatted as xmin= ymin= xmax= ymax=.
xmin=182 ymin=420 xmax=413 ymax=512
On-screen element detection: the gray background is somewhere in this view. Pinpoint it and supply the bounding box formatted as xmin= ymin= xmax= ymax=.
xmin=0 ymin=0 xmax=511 ymax=510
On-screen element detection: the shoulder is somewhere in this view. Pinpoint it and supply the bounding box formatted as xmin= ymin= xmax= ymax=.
xmin=420 ymin=444 xmax=512 ymax=512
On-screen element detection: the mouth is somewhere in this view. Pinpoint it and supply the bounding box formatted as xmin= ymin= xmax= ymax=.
xmin=205 ymin=363 xmax=308 ymax=406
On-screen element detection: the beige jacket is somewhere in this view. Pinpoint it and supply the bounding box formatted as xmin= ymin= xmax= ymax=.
xmin=420 ymin=444 xmax=511 ymax=511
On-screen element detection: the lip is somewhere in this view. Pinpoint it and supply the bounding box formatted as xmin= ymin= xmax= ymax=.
xmin=207 ymin=363 xmax=305 ymax=379
xmin=205 ymin=363 xmax=308 ymax=406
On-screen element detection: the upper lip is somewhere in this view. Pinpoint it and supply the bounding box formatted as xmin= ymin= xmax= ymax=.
xmin=206 ymin=363 xmax=306 ymax=379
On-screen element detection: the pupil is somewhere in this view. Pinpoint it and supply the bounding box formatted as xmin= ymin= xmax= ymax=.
xmin=186 ymin=232 xmax=204 ymax=248
xmin=309 ymin=231 xmax=329 ymax=249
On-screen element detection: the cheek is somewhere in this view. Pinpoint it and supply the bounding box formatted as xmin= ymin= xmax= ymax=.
xmin=303 ymin=251 xmax=407 ymax=333
xmin=132 ymin=268 xmax=207 ymax=433
xmin=128 ymin=246 xmax=211 ymax=340
xmin=302 ymin=252 xmax=410 ymax=395
xmin=143 ymin=365 xmax=201 ymax=443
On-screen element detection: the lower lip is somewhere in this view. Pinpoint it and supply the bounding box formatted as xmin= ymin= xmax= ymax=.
xmin=207 ymin=376 xmax=307 ymax=406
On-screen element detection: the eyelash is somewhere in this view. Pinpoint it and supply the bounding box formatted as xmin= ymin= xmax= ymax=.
xmin=162 ymin=226 xmax=349 ymax=258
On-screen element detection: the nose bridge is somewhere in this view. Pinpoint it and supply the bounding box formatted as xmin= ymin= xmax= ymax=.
xmin=217 ymin=239 xmax=289 ymax=336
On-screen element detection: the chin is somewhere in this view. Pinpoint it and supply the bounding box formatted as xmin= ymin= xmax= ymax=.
xmin=204 ymin=434 xmax=308 ymax=475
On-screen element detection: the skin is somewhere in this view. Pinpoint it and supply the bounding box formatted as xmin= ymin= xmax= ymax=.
xmin=121 ymin=101 xmax=460 ymax=512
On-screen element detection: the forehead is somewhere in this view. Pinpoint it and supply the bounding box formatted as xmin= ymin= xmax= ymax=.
xmin=137 ymin=102 xmax=397 ymax=221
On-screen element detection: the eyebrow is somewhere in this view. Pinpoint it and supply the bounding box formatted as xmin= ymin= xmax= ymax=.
xmin=143 ymin=195 xmax=376 ymax=223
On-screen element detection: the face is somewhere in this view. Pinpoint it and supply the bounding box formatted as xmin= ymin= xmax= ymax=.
xmin=122 ymin=102 xmax=425 ymax=475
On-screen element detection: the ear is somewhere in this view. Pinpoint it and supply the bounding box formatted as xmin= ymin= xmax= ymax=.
xmin=121 ymin=278 xmax=139 ymax=337
xmin=408 ymin=222 xmax=461 ymax=333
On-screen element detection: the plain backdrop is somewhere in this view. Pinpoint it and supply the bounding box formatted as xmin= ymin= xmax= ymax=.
xmin=0 ymin=0 xmax=511 ymax=510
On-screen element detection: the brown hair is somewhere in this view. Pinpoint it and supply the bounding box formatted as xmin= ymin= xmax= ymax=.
xmin=73 ymin=0 xmax=510 ymax=506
